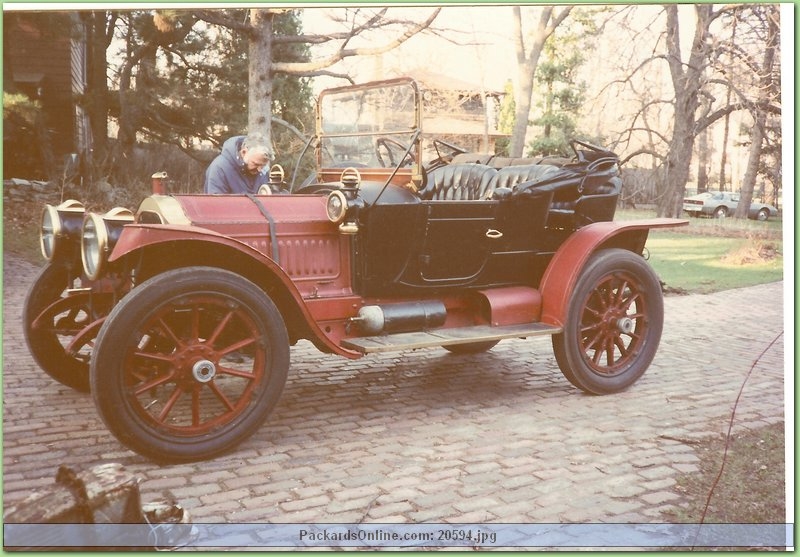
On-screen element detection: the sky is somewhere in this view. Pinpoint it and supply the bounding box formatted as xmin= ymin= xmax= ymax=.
xmin=302 ymin=5 xmax=558 ymax=93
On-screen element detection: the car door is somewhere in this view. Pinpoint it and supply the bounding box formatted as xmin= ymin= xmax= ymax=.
xmin=357 ymin=199 xmax=499 ymax=292
xmin=414 ymin=200 xmax=498 ymax=283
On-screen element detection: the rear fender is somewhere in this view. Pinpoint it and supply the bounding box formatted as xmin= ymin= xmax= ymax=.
xmin=539 ymin=218 xmax=688 ymax=327
xmin=108 ymin=224 xmax=361 ymax=359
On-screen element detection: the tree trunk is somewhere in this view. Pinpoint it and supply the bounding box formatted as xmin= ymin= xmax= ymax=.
xmin=659 ymin=116 xmax=696 ymax=217
xmin=656 ymin=4 xmax=712 ymax=218
xmin=83 ymin=12 xmax=112 ymax=177
xmin=735 ymin=114 xmax=764 ymax=219
xmin=718 ymin=105 xmax=730 ymax=191
xmin=696 ymin=126 xmax=709 ymax=193
xmin=734 ymin=6 xmax=778 ymax=219
xmin=508 ymin=6 xmax=568 ymax=158
xmin=248 ymin=9 xmax=274 ymax=154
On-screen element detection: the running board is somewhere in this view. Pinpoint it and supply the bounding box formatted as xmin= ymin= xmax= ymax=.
xmin=341 ymin=322 xmax=562 ymax=354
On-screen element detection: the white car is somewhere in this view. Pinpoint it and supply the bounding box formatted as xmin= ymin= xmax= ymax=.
xmin=683 ymin=191 xmax=778 ymax=220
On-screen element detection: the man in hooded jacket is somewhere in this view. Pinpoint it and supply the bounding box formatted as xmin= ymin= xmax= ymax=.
xmin=204 ymin=133 xmax=274 ymax=194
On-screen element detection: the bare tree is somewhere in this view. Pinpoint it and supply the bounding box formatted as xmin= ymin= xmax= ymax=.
xmin=734 ymin=5 xmax=779 ymax=219
xmin=507 ymin=5 xmax=572 ymax=158
xmin=717 ymin=12 xmax=737 ymax=192
xmin=656 ymin=4 xmax=717 ymax=217
xmin=196 ymin=7 xmax=441 ymax=150
xmin=609 ymin=5 xmax=781 ymax=218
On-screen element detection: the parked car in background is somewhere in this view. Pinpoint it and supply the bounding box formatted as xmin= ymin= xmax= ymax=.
xmin=682 ymin=190 xmax=778 ymax=220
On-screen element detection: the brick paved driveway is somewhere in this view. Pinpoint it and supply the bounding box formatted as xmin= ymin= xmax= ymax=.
xmin=3 ymin=253 xmax=785 ymax=527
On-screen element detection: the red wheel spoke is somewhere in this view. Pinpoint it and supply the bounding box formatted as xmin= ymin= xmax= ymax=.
xmin=190 ymin=305 xmax=202 ymax=342
xmin=133 ymin=374 xmax=171 ymax=395
xmin=614 ymin=335 xmax=630 ymax=357
xmin=217 ymin=365 xmax=256 ymax=380
xmin=619 ymin=291 xmax=640 ymax=313
xmin=592 ymin=289 xmax=609 ymax=311
xmin=613 ymin=278 xmax=629 ymax=306
xmin=582 ymin=327 xmax=605 ymax=352
xmin=157 ymin=385 xmax=184 ymax=422
xmin=208 ymin=381 xmax=236 ymax=411
xmin=133 ymin=350 xmax=174 ymax=363
xmin=157 ymin=316 xmax=184 ymax=348
xmin=218 ymin=336 xmax=257 ymax=357
xmin=604 ymin=337 xmax=616 ymax=366
xmin=133 ymin=371 xmax=176 ymax=395
xmin=590 ymin=347 xmax=602 ymax=365
xmin=192 ymin=388 xmax=200 ymax=427
xmin=205 ymin=309 xmax=236 ymax=346
xmin=583 ymin=305 xmax=602 ymax=320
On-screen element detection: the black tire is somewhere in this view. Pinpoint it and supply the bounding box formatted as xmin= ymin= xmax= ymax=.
xmin=443 ymin=340 xmax=500 ymax=354
xmin=90 ymin=267 xmax=290 ymax=463
xmin=713 ymin=206 xmax=728 ymax=218
xmin=552 ymin=249 xmax=664 ymax=395
xmin=756 ymin=208 xmax=769 ymax=221
xmin=23 ymin=264 xmax=100 ymax=392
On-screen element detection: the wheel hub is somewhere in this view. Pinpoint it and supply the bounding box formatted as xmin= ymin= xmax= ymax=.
xmin=616 ymin=316 xmax=635 ymax=334
xmin=192 ymin=359 xmax=216 ymax=383
xmin=175 ymin=345 xmax=218 ymax=384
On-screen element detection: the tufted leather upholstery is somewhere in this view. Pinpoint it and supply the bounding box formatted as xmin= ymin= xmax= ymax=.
xmin=450 ymin=153 xmax=572 ymax=168
xmin=425 ymin=164 xmax=499 ymax=200
xmin=492 ymin=164 xmax=562 ymax=191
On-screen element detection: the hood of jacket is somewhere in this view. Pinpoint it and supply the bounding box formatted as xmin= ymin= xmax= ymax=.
xmin=205 ymin=135 xmax=268 ymax=194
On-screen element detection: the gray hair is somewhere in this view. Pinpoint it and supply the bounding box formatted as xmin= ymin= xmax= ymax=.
xmin=242 ymin=132 xmax=274 ymax=160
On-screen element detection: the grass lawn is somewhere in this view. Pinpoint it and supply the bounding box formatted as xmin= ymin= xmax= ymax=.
xmin=614 ymin=208 xmax=785 ymax=294
xmin=663 ymin=422 xmax=786 ymax=525
xmin=646 ymin=230 xmax=783 ymax=294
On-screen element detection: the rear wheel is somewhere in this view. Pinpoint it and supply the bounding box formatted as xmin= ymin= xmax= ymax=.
xmin=713 ymin=206 xmax=728 ymax=218
xmin=552 ymin=249 xmax=663 ymax=394
xmin=91 ymin=267 xmax=289 ymax=463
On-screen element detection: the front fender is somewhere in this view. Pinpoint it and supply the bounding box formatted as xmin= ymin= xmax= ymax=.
xmin=109 ymin=223 xmax=240 ymax=263
xmin=539 ymin=218 xmax=688 ymax=327
xmin=108 ymin=224 xmax=361 ymax=359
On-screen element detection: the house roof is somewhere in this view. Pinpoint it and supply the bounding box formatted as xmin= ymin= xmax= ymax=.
xmin=403 ymin=69 xmax=504 ymax=97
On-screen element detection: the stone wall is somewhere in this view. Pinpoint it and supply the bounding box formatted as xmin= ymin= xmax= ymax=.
xmin=4 ymin=178 xmax=61 ymax=204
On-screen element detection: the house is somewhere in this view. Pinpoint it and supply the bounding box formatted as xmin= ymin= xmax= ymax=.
xmin=409 ymin=69 xmax=508 ymax=154
xmin=3 ymin=10 xmax=90 ymax=179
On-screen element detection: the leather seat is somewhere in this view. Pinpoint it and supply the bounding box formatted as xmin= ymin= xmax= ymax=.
xmin=492 ymin=164 xmax=561 ymax=190
xmin=424 ymin=164 xmax=498 ymax=200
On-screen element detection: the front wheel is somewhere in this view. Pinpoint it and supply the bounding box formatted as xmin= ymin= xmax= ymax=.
xmin=552 ymin=249 xmax=664 ymax=395
xmin=23 ymin=263 xmax=112 ymax=392
xmin=91 ymin=267 xmax=289 ymax=463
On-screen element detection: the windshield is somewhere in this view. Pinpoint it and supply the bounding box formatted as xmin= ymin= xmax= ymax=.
xmin=318 ymin=79 xmax=419 ymax=168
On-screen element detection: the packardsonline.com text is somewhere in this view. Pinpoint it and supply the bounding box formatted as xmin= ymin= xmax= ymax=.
xmin=298 ymin=527 xmax=498 ymax=547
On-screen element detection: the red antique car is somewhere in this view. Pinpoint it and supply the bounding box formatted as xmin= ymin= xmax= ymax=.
xmin=25 ymin=78 xmax=687 ymax=462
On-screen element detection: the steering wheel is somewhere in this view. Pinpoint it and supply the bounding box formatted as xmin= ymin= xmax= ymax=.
xmin=425 ymin=138 xmax=468 ymax=171
xmin=376 ymin=137 xmax=413 ymax=167
xmin=570 ymin=139 xmax=615 ymax=164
